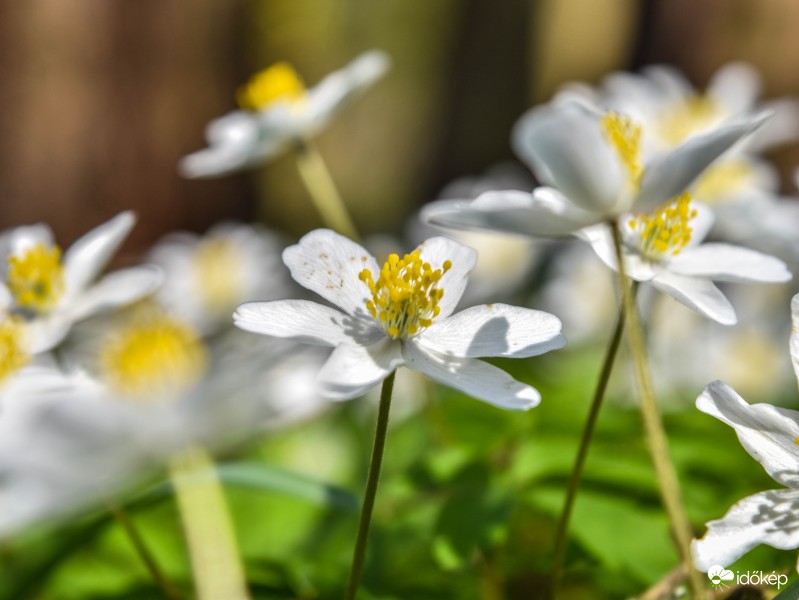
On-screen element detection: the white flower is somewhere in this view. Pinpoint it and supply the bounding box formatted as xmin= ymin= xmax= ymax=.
xmin=179 ymin=50 xmax=390 ymax=178
xmin=234 ymin=229 xmax=566 ymax=409
xmin=580 ymin=195 xmax=791 ymax=325
xmin=692 ymin=294 xmax=799 ymax=572
xmin=422 ymin=99 xmax=767 ymax=237
xmin=0 ymin=212 xmax=162 ymax=353
xmin=148 ymin=222 xmax=292 ymax=334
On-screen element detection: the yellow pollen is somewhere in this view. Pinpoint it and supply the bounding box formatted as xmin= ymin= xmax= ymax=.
xmin=236 ymin=62 xmax=306 ymax=111
xmin=7 ymin=243 xmax=65 ymax=313
xmin=692 ymin=160 xmax=754 ymax=203
xmin=628 ymin=193 xmax=698 ymax=259
xmin=601 ymin=113 xmax=643 ymax=188
xmin=658 ymin=94 xmax=719 ymax=146
xmin=359 ymin=250 xmax=451 ymax=340
xmin=0 ymin=317 xmax=29 ymax=385
xmin=100 ymin=312 xmax=208 ymax=401
xmin=795 ymin=435 xmax=799 ymax=446
xmin=192 ymin=237 xmax=245 ymax=316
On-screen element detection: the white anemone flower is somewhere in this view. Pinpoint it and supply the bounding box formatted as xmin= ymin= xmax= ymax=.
xmin=179 ymin=50 xmax=390 ymax=178
xmin=234 ymin=229 xmax=566 ymax=409
xmin=422 ymin=99 xmax=767 ymax=237
xmin=148 ymin=222 xmax=292 ymax=334
xmin=0 ymin=212 xmax=162 ymax=353
xmin=579 ymin=195 xmax=791 ymax=325
xmin=692 ymin=294 xmax=799 ymax=572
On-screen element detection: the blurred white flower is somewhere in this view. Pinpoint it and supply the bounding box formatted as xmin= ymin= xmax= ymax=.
xmin=179 ymin=50 xmax=390 ymax=178
xmin=692 ymin=294 xmax=799 ymax=572
xmin=148 ymin=222 xmax=292 ymax=334
xmin=235 ymin=229 xmax=566 ymax=409
xmin=0 ymin=212 xmax=161 ymax=353
xmin=581 ymin=195 xmax=791 ymax=324
xmin=423 ymin=99 xmax=766 ymax=237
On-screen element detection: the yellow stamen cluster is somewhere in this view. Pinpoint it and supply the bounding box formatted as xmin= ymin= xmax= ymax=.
xmin=100 ymin=312 xmax=208 ymax=401
xmin=658 ymin=94 xmax=719 ymax=146
xmin=7 ymin=243 xmax=65 ymax=313
xmin=359 ymin=251 xmax=452 ymax=340
xmin=628 ymin=193 xmax=698 ymax=259
xmin=236 ymin=62 xmax=306 ymax=111
xmin=692 ymin=160 xmax=753 ymax=202
xmin=602 ymin=113 xmax=643 ymax=187
xmin=192 ymin=237 xmax=244 ymax=316
xmin=0 ymin=317 xmax=29 ymax=385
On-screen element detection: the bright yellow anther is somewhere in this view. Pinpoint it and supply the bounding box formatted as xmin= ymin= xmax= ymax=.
xmin=601 ymin=113 xmax=643 ymax=188
xmin=628 ymin=193 xmax=697 ymax=260
xmin=360 ymin=251 xmax=451 ymax=340
xmin=0 ymin=317 xmax=29 ymax=385
xmin=7 ymin=243 xmax=65 ymax=314
xmin=236 ymin=62 xmax=306 ymax=111
xmin=100 ymin=311 xmax=208 ymax=401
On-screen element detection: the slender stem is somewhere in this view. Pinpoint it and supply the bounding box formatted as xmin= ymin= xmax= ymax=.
xmin=549 ymin=302 xmax=626 ymax=597
xmin=295 ymin=140 xmax=360 ymax=240
xmin=105 ymin=498 xmax=185 ymax=600
xmin=609 ymin=222 xmax=706 ymax=600
xmin=345 ymin=371 xmax=396 ymax=599
xmin=169 ymin=446 xmax=250 ymax=600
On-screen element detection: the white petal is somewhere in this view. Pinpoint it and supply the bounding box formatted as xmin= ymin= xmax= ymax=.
xmin=636 ymin=113 xmax=770 ymax=211
xmin=282 ymin=229 xmax=380 ymax=319
xmin=579 ymin=222 xmax=658 ymax=281
xmin=417 ymin=303 xmax=565 ymax=358
xmin=68 ymin=266 xmax=163 ymax=321
xmin=415 ymin=236 xmax=477 ymax=320
xmin=792 ymin=294 xmax=799 ymax=386
xmin=692 ymin=488 xmax=799 ymax=571
xmin=1 ymin=224 xmax=55 ymax=259
xmin=63 ymin=212 xmax=136 ymax=296
xmin=233 ymin=299 xmax=381 ymax=347
xmin=316 ymin=337 xmax=403 ymax=400
xmin=650 ymin=271 xmax=736 ymax=325
xmin=669 ymin=243 xmax=792 ymax=283
xmin=512 ymin=100 xmax=624 ymax=214
xmin=402 ymin=342 xmax=540 ymax=410
xmin=747 ymin=98 xmax=799 ymax=152
xmin=421 ymin=188 xmax=598 ymax=237
xmin=697 ymin=380 xmax=799 ymax=488
xmin=707 ymin=62 xmax=761 ymax=115
xmin=27 ymin=317 xmax=73 ymax=354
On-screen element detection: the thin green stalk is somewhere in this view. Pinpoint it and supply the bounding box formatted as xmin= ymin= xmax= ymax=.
xmin=345 ymin=371 xmax=396 ymax=599
xmin=549 ymin=302 xmax=626 ymax=597
xmin=295 ymin=140 xmax=359 ymax=240
xmin=609 ymin=222 xmax=706 ymax=600
xmin=169 ymin=446 xmax=250 ymax=600
xmin=105 ymin=498 xmax=185 ymax=600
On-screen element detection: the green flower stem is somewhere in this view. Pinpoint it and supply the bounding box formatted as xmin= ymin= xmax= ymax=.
xmin=609 ymin=222 xmax=706 ymax=600
xmin=346 ymin=371 xmax=397 ymax=600
xmin=105 ymin=498 xmax=186 ymax=600
xmin=295 ymin=140 xmax=360 ymax=241
xmin=169 ymin=446 xmax=250 ymax=600
xmin=550 ymin=301 xmax=626 ymax=597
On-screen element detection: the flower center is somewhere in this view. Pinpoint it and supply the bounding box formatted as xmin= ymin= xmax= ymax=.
xmin=236 ymin=62 xmax=306 ymax=111
xmin=657 ymin=94 xmax=719 ymax=146
xmin=0 ymin=317 xmax=29 ymax=385
xmin=691 ymin=159 xmax=754 ymax=202
xmin=100 ymin=312 xmax=208 ymax=400
xmin=601 ymin=113 xmax=643 ymax=188
xmin=628 ymin=193 xmax=698 ymax=260
xmin=359 ymin=251 xmax=451 ymax=340
xmin=7 ymin=243 xmax=66 ymax=313
xmin=192 ymin=237 xmax=245 ymax=317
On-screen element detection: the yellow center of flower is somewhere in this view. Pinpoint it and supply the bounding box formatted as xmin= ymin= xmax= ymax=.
xmin=100 ymin=313 xmax=208 ymax=401
xmin=236 ymin=62 xmax=307 ymax=111
xmin=192 ymin=237 xmax=245 ymax=316
xmin=628 ymin=193 xmax=698 ymax=259
xmin=359 ymin=251 xmax=452 ymax=340
xmin=7 ymin=243 xmax=66 ymax=313
xmin=657 ymin=94 xmax=719 ymax=146
xmin=691 ymin=160 xmax=754 ymax=203
xmin=602 ymin=113 xmax=643 ymax=188
xmin=0 ymin=317 xmax=29 ymax=385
